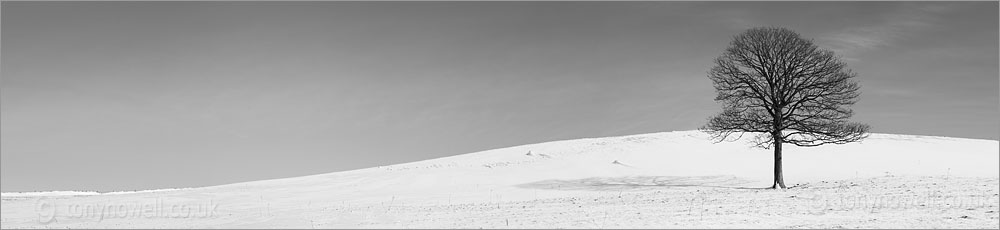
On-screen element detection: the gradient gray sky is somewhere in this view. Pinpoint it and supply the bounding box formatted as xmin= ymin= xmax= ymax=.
xmin=2 ymin=2 xmax=997 ymax=192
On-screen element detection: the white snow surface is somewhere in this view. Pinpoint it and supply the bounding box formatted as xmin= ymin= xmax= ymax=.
xmin=2 ymin=131 xmax=998 ymax=228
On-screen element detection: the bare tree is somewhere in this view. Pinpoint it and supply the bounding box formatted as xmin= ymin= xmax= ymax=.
xmin=702 ymin=27 xmax=870 ymax=189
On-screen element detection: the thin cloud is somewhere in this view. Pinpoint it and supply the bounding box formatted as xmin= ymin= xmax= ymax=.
xmin=819 ymin=3 xmax=957 ymax=60
xmin=707 ymin=8 xmax=762 ymax=31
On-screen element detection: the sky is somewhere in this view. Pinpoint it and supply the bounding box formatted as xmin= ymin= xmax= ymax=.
xmin=2 ymin=2 xmax=997 ymax=192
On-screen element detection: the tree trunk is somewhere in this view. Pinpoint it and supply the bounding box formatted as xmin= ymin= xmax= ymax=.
xmin=772 ymin=132 xmax=787 ymax=189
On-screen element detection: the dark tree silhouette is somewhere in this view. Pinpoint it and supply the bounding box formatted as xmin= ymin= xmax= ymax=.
xmin=702 ymin=27 xmax=870 ymax=189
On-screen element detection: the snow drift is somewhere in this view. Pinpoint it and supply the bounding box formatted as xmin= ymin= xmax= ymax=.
xmin=1 ymin=130 xmax=997 ymax=228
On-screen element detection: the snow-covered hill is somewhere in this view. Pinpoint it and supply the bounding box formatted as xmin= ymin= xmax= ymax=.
xmin=2 ymin=131 xmax=997 ymax=228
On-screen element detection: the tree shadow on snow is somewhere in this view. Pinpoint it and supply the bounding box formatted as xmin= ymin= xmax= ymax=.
xmin=515 ymin=175 xmax=770 ymax=191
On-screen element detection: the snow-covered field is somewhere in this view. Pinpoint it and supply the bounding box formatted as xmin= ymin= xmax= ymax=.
xmin=2 ymin=131 xmax=998 ymax=228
